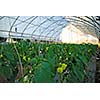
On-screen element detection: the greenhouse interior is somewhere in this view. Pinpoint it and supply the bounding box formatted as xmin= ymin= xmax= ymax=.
xmin=0 ymin=16 xmax=100 ymax=83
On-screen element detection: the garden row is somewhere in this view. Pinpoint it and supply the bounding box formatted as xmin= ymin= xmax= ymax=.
xmin=0 ymin=41 xmax=97 ymax=82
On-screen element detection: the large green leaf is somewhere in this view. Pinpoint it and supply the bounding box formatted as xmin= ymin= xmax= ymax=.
xmin=0 ymin=66 xmax=13 ymax=79
xmin=34 ymin=61 xmax=53 ymax=83
xmin=71 ymin=64 xmax=84 ymax=82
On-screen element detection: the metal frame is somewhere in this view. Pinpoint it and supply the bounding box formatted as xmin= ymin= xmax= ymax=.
xmin=0 ymin=16 xmax=100 ymax=42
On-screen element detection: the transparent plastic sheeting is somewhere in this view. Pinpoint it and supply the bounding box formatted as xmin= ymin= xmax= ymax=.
xmin=0 ymin=16 xmax=100 ymax=42
xmin=65 ymin=16 xmax=100 ymax=38
xmin=0 ymin=16 xmax=68 ymax=42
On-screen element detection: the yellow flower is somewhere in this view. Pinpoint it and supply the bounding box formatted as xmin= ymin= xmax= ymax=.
xmin=0 ymin=54 xmax=3 ymax=58
xmin=61 ymin=63 xmax=67 ymax=70
xmin=28 ymin=57 xmax=31 ymax=61
xmin=57 ymin=67 xmax=63 ymax=74
xmin=46 ymin=47 xmax=49 ymax=51
xmin=23 ymin=56 xmax=26 ymax=61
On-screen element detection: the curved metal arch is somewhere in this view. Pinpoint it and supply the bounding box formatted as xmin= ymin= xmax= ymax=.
xmin=86 ymin=16 xmax=100 ymax=38
xmin=74 ymin=16 xmax=100 ymax=31
xmin=86 ymin=16 xmax=100 ymax=27
xmin=0 ymin=16 xmax=5 ymax=20
xmin=14 ymin=16 xmax=34 ymax=26
xmin=91 ymin=16 xmax=100 ymax=38
xmin=71 ymin=23 xmax=98 ymax=38
xmin=66 ymin=16 xmax=100 ymax=31
xmin=31 ymin=16 xmax=54 ymax=38
xmin=49 ymin=31 xmax=61 ymax=42
xmin=44 ymin=25 xmax=61 ymax=38
xmin=49 ymin=25 xmax=66 ymax=40
xmin=41 ymin=20 xmax=67 ymax=38
xmin=21 ymin=16 xmax=38 ymax=36
xmin=70 ymin=20 xmax=99 ymax=33
xmin=38 ymin=17 xmax=67 ymax=38
xmin=45 ymin=16 xmax=66 ymax=25
xmin=92 ymin=16 xmax=97 ymax=37
xmin=6 ymin=16 xmax=37 ymax=27
xmin=73 ymin=16 xmax=100 ymax=36
xmin=66 ymin=16 xmax=100 ymax=37
xmin=45 ymin=24 xmax=66 ymax=41
xmin=9 ymin=16 xmax=20 ymax=36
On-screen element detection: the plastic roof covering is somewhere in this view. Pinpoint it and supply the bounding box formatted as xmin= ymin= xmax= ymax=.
xmin=0 ymin=16 xmax=68 ymax=41
xmin=65 ymin=16 xmax=100 ymax=38
xmin=0 ymin=16 xmax=100 ymax=42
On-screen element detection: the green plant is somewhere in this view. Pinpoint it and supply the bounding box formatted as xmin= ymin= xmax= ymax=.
xmin=0 ymin=41 xmax=97 ymax=83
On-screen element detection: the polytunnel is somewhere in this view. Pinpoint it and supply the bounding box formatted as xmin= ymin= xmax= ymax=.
xmin=0 ymin=16 xmax=100 ymax=83
xmin=0 ymin=16 xmax=68 ymax=42
xmin=0 ymin=16 xmax=100 ymax=43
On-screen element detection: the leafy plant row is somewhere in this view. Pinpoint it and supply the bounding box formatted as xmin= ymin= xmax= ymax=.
xmin=0 ymin=41 xmax=97 ymax=82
